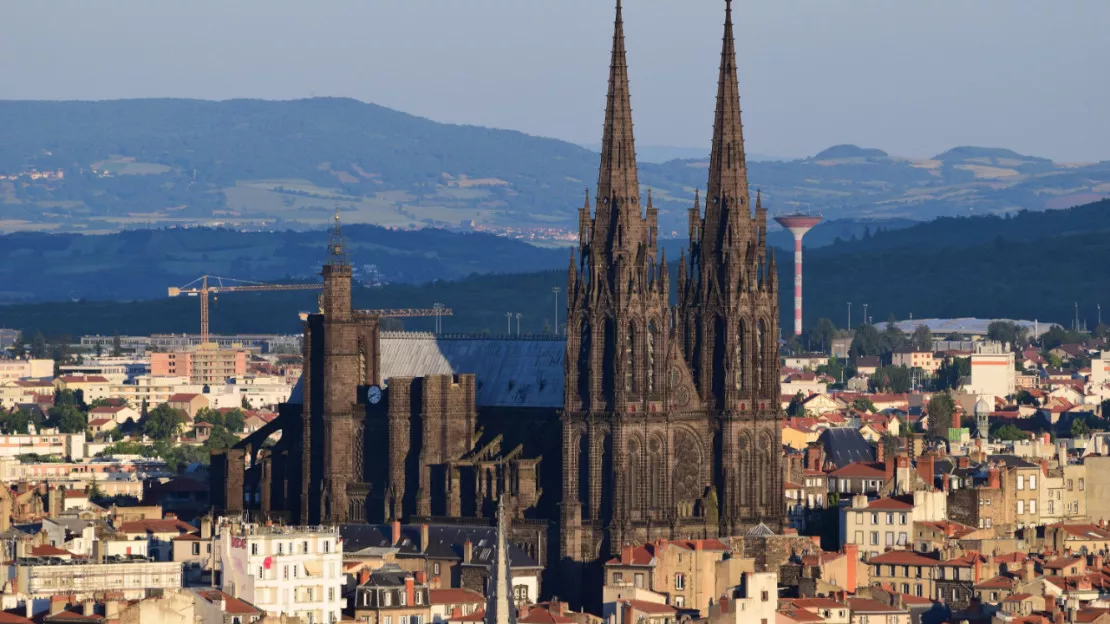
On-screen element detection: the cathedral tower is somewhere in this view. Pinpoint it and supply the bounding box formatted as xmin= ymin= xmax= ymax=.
xmin=677 ymin=0 xmax=784 ymax=534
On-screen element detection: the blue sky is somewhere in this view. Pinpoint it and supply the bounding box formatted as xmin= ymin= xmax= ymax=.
xmin=2 ymin=0 xmax=1107 ymax=161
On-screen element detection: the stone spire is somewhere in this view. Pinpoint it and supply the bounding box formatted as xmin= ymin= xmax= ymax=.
xmin=592 ymin=0 xmax=641 ymax=254
xmin=327 ymin=207 xmax=349 ymax=267
xmin=484 ymin=497 xmax=517 ymax=624
xmin=701 ymin=0 xmax=751 ymax=259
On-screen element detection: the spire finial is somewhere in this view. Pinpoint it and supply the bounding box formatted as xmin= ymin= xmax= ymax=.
xmin=327 ymin=208 xmax=349 ymax=266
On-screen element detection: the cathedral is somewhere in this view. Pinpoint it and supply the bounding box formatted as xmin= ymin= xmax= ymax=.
xmin=212 ymin=0 xmax=783 ymax=572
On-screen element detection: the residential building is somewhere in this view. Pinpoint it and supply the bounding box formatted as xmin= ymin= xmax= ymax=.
xmin=0 ymin=556 xmax=182 ymax=602
xmin=429 ymin=588 xmax=484 ymax=623
xmin=845 ymin=598 xmax=911 ymax=624
xmin=192 ymin=588 xmax=267 ymax=624
xmin=892 ymin=349 xmax=940 ymax=374
xmin=351 ymin=564 xmax=432 ymax=624
xmin=167 ymin=393 xmax=210 ymax=419
xmin=87 ymin=404 xmax=140 ymax=425
xmin=966 ymin=342 xmax=1016 ymax=399
xmin=114 ymin=514 xmax=199 ymax=562
xmin=784 ymin=354 xmax=829 ymax=371
xmin=704 ymin=570 xmax=777 ymax=624
xmin=604 ymin=539 xmax=730 ymax=613
xmin=152 ymin=348 xmax=248 ymax=385
xmin=109 ymin=375 xmax=203 ymax=407
xmin=842 ymin=495 xmax=915 ymax=559
xmin=219 ymin=521 xmax=344 ymax=624
xmin=1093 ymin=351 xmax=1110 ymax=387
xmin=0 ymin=433 xmax=86 ymax=461
xmin=864 ymin=551 xmax=938 ymax=600
xmin=53 ymin=375 xmax=111 ymax=403
xmin=0 ymin=359 xmax=54 ymax=382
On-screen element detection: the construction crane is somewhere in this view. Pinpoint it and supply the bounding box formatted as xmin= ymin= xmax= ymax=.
xmin=169 ymin=275 xmax=324 ymax=346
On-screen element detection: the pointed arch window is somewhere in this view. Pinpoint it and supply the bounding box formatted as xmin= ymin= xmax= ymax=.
xmin=756 ymin=320 xmax=766 ymax=396
xmin=735 ymin=320 xmax=745 ymax=392
xmin=358 ymin=341 xmax=368 ymax=385
xmin=624 ymin=324 xmax=637 ymax=394
xmin=647 ymin=321 xmax=658 ymax=395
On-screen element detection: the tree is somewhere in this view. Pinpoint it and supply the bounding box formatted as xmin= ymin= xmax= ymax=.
xmin=809 ymin=318 xmax=837 ymax=354
xmin=47 ymin=404 xmax=87 ymax=434
xmin=852 ymin=398 xmax=877 ymax=413
xmin=787 ymin=392 xmax=806 ymax=417
xmin=111 ymin=331 xmax=123 ymax=357
xmin=987 ymin=321 xmax=1028 ymax=349
xmin=871 ymin=365 xmax=911 ymax=393
xmin=850 ymin=324 xmax=882 ymax=358
xmin=992 ymin=423 xmax=1026 ymax=441
xmin=927 ymin=392 xmax=956 ymax=439
xmin=30 ymin=331 xmax=48 ymax=359
xmin=12 ymin=332 xmax=27 ymax=359
xmin=206 ymin=427 xmax=240 ymax=450
xmin=141 ymin=404 xmax=186 ymax=441
xmin=881 ymin=320 xmax=907 ymax=357
xmin=0 ymin=407 xmax=45 ymax=434
xmin=936 ymin=357 xmax=970 ymax=390
xmin=817 ymin=358 xmax=846 ymax=385
xmin=241 ymin=395 xmax=253 ymax=410
xmin=1071 ymin=418 xmax=1091 ymax=439
xmin=911 ymin=325 xmax=933 ymax=352
xmin=1016 ymin=390 xmax=1041 ymax=407
xmin=221 ymin=408 xmax=246 ymax=433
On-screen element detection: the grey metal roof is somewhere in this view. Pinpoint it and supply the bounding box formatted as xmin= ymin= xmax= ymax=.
xmin=379 ymin=332 xmax=565 ymax=408
xmin=340 ymin=523 xmax=540 ymax=569
xmin=819 ymin=428 xmax=876 ymax=468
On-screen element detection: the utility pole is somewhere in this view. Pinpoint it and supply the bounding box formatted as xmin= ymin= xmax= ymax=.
xmin=506 ymin=312 xmax=512 ymax=335
xmin=1075 ymin=301 xmax=1079 ymax=332
xmin=863 ymin=304 xmax=869 ymax=327
xmin=847 ymin=302 xmax=852 ymax=330
xmin=552 ymin=286 xmax=561 ymax=335
xmin=515 ymin=313 xmax=522 ymax=336
xmin=1099 ymin=304 xmax=1102 ymax=328
xmin=433 ymin=302 xmax=445 ymax=334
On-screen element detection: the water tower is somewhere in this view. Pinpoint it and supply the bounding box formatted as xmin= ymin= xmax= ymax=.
xmin=774 ymin=214 xmax=823 ymax=336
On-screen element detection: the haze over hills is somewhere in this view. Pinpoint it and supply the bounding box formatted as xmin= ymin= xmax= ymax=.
xmin=2 ymin=98 xmax=1107 ymax=236
xmin=2 ymin=199 xmax=1108 ymax=337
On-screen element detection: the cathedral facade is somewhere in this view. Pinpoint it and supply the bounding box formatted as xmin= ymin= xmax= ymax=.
xmin=213 ymin=0 xmax=784 ymax=574
xmin=560 ymin=0 xmax=784 ymax=561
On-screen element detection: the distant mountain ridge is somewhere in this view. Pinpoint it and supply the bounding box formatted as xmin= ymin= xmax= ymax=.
xmin=1 ymin=98 xmax=1107 ymax=235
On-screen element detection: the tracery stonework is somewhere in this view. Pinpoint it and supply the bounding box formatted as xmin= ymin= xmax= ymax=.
xmin=560 ymin=0 xmax=785 ymax=562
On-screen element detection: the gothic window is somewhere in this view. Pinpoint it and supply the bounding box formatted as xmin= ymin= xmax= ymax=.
xmin=602 ymin=318 xmax=616 ymax=406
xmin=355 ymin=426 xmax=365 ymax=477
xmin=624 ymin=324 xmax=637 ymax=395
xmin=735 ymin=320 xmax=745 ymax=392
xmin=647 ymin=321 xmax=657 ymax=394
xmin=578 ymin=319 xmax=591 ymax=403
xmin=627 ymin=438 xmax=641 ymax=511
xmin=649 ymin=435 xmax=664 ymax=511
xmin=756 ymin=320 xmax=766 ymax=396
xmin=738 ymin=434 xmax=752 ymax=507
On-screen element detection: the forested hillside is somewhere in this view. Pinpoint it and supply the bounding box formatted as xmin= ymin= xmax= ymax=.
xmin=3 ymin=200 xmax=1107 ymax=337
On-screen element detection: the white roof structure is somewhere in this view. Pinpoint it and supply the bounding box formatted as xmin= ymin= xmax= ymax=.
xmin=892 ymin=318 xmax=1048 ymax=338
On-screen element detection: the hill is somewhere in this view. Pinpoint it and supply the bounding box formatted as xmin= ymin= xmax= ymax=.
xmin=4 ymin=199 xmax=1108 ymax=338
xmin=2 ymin=99 xmax=1108 ymax=235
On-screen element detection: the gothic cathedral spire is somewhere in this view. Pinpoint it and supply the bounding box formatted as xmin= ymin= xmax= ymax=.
xmin=590 ymin=0 xmax=642 ymax=258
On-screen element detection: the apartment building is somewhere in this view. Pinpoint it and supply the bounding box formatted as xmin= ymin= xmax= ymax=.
xmin=0 ymin=556 xmax=182 ymax=602
xmin=0 ymin=359 xmax=54 ymax=382
xmin=152 ymin=348 xmax=247 ymax=385
xmin=220 ymin=521 xmax=344 ymax=624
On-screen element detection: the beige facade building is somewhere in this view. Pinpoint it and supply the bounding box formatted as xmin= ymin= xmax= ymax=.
xmin=152 ymin=348 xmax=247 ymax=385
xmin=604 ymin=539 xmax=730 ymax=614
xmin=0 ymin=558 xmax=182 ymax=602
xmin=967 ymin=342 xmax=1016 ymax=399
xmin=0 ymin=359 xmax=54 ymax=382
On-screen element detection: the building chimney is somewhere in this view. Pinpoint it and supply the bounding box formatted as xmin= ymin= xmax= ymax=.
xmin=1040 ymin=459 xmax=1048 ymax=476
xmin=942 ymin=473 xmax=950 ymax=494
xmin=463 ymin=539 xmax=473 ymax=564
xmin=391 ymin=520 xmax=402 ymax=546
xmin=415 ymin=571 xmax=427 ymax=585
xmin=876 ymin=440 xmax=885 ymax=463
xmin=201 ymin=515 xmax=213 ymax=540
xmin=623 ymin=545 xmax=634 ymax=565
xmin=988 ymin=468 xmax=1001 ymax=490
xmin=843 ymin=544 xmax=859 ymax=592
xmin=621 ymin=602 xmax=635 ymax=624
xmin=719 ymin=596 xmax=729 ymax=614
xmin=49 ymin=596 xmax=66 ymax=616
xmin=359 ymin=568 xmax=371 ymax=585
xmin=973 ymin=556 xmax=982 ymax=584
xmin=885 ymin=453 xmax=896 ymax=484
xmin=419 ymin=524 xmax=430 ymax=553
xmin=1024 ymin=560 xmax=1036 ymax=583
xmin=958 ymin=456 xmax=970 ymax=469
xmin=83 ymin=600 xmax=96 ymax=616
xmin=917 ymin=455 xmax=935 ymax=489
xmin=405 ymin=575 xmax=415 ymax=608
xmin=806 ymin=444 xmax=823 ymax=472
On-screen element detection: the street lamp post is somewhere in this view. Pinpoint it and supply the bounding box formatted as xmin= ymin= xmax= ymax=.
xmin=847 ymin=302 xmax=852 ymax=330
xmin=863 ymin=304 xmax=869 ymax=327
xmin=515 ymin=313 xmax=522 ymax=336
xmin=506 ymin=312 xmax=512 ymax=335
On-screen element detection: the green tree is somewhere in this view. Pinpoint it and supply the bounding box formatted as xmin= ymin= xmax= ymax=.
xmin=140 ymin=404 xmax=186 ymax=441
xmin=1016 ymin=390 xmax=1041 ymax=407
xmin=206 ymin=427 xmax=240 ymax=450
xmin=936 ymin=357 xmax=970 ymax=390
xmin=0 ymin=407 xmax=45 ymax=434
xmin=992 ymin=423 xmax=1026 ymax=441
xmin=47 ymin=404 xmax=87 ymax=434
xmin=221 ymin=408 xmax=246 ymax=433
xmin=787 ymin=392 xmax=806 ymax=417
xmin=12 ymin=332 xmax=27 ymax=358
xmin=881 ymin=320 xmax=907 ymax=357
xmin=30 ymin=331 xmax=48 ymax=359
xmin=811 ymin=318 xmax=838 ymax=353
xmin=852 ymin=398 xmax=877 ymax=413
xmin=987 ymin=321 xmax=1028 ymax=348
xmin=927 ymin=392 xmax=956 ymax=439
xmin=111 ymin=331 xmax=123 ymax=357
xmin=241 ymin=395 xmax=253 ymax=410
xmin=911 ymin=325 xmax=933 ymax=352
xmin=817 ymin=358 xmax=846 ymax=385
xmin=871 ymin=365 xmax=911 ymax=393
xmin=850 ymin=324 xmax=882 ymax=358
xmin=1071 ymin=418 xmax=1091 ymax=439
